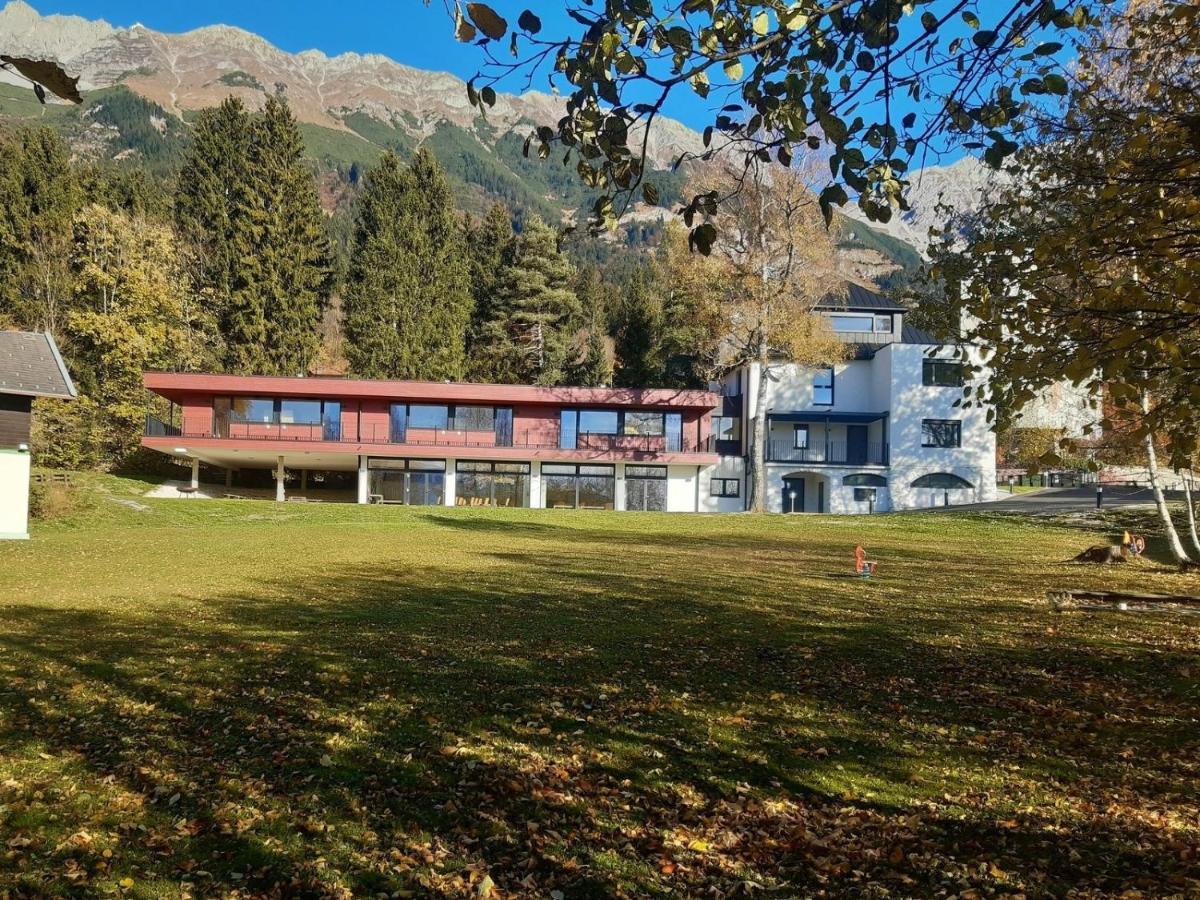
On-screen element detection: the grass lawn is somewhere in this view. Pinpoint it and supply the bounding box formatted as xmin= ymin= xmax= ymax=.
xmin=1 ymin=474 xmax=1197 ymax=898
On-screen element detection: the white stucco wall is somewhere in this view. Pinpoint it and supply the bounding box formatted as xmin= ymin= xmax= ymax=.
xmin=666 ymin=465 xmax=699 ymax=512
xmin=699 ymin=457 xmax=746 ymax=513
xmin=0 ymin=451 xmax=32 ymax=539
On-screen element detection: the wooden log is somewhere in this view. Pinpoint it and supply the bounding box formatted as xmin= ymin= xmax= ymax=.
xmin=1049 ymin=589 xmax=1200 ymax=606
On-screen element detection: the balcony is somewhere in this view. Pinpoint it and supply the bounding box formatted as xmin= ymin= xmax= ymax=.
xmin=766 ymin=440 xmax=889 ymax=466
xmin=144 ymin=417 xmax=710 ymax=455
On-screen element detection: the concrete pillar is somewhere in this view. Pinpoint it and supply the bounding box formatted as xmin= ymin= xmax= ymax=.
xmin=529 ymin=460 xmax=543 ymax=509
xmin=300 ymin=469 xmax=308 ymax=491
xmin=614 ymin=462 xmax=627 ymax=511
xmin=275 ymin=456 xmax=285 ymax=503
xmin=356 ymin=455 xmax=369 ymax=504
xmin=225 ymin=467 xmax=233 ymax=488
xmin=443 ymin=457 xmax=457 ymax=507
xmin=190 ymin=457 xmax=200 ymax=491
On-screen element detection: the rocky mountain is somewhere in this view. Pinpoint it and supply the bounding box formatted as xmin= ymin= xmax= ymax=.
xmin=0 ymin=0 xmax=930 ymax=278
xmin=842 ymin=155 xmax=1006 ymax=254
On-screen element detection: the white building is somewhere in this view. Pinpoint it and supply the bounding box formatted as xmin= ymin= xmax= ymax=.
xmin=698 ymin=285 xmax=997 ymax=513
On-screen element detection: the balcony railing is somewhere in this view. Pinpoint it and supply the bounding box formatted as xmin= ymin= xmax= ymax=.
xmin=766 ymin=440 xmax=889 ymax=466
xmin=144 ymin=418 xmax=711 ymax=455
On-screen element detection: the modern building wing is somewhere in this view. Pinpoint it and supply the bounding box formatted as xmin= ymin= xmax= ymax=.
xmin=0 ymin=331 xmax=77 ymax=539
xmin=141 ymin=372 xmax=720 ymax=511
xmin=700 ymin=283 xmax=997 ymax=514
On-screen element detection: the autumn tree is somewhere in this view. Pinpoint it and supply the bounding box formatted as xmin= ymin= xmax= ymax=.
xmin=225 ymin=95 xmax=331 ymax=375
xmin=692 ymin=159 xmax=847 ymax=511
xmin=448 ymin=1 xmax=1102 ymax=245
xmin=938 ymin=1 xmax=1200 ymax=564
xmin=53 ymin=205 xmax=203 ymax=466
xmin=343 ymin=149 xmax=473 ymax=380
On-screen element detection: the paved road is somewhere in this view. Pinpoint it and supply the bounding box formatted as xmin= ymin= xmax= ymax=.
xmin=934 ymin=485 xmax=1180 ymax=514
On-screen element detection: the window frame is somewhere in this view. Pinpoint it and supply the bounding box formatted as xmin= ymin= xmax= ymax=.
xmin=812 ymin=366 xmax=835 ymax=406
xmin=921 ymin=418 xmax=962 ymax=448
xmin=793 ymin=424 xmax=810 ymax=449
xmin=922 ymin=359 xmax=965 ymax=388
xmin=710 ymin=478 xmax=741 ymax=498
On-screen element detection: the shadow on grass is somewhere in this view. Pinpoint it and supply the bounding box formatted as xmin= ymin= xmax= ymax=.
xmin=1 ymin=539 xmax=1197 ymax=896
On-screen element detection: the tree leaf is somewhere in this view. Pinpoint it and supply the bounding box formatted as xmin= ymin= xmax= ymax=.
xmin=467 ymin=3 xmax=508 ymax=40
xmin=723 ymin=59 xmax=744 ymax=81
xmin=1043 ymin=73 xmax=1068 ymax=95
xmin=517 ymin=10 xmax=542 ymax=34
xmin=753 ymin=12 xmax=770 ymax=36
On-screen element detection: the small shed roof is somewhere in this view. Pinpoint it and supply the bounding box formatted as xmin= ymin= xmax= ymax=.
xmin=0 ymin=331 xmax=77 ymax=400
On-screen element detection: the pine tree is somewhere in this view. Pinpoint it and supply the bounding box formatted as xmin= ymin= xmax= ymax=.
xmin=613 ymin=264 xmax=664 ymax=388
xmin=464 ymin=203 xmax=514 ymax=380
xmin=483 ymin=216 xmax=581 ymax=386
xmin=226 ymin=95 xmax=330 ymax=375
xmin=571 ymin=267 xmax=612 ymax=386
xmin=174 ymin=97 xmax=252 ymax=362
xmin=343 ymin=148 xmax=472 ymax=380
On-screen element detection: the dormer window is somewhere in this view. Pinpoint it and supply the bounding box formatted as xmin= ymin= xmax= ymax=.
xmin=874 ymin=315 xmax=893 ymax=334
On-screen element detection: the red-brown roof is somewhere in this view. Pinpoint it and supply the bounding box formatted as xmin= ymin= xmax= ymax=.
xmin=144 ymin=371 xmax=719 ymax=410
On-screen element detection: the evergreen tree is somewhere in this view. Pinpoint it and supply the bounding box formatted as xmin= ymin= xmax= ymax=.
xmin=571 ymin=267 xmax=612 ymax=387
xmin=613 ymin=265 xmax=663 ymax=388
xmin=481 ymin=216 xmax=581 ymax=386
xmin=464 ymin=203 xmax=514 ymax=380
xmin=174 ymin=97 xmax=252 ymax=357
xmin=226 ymin=95 xmax=330 ymax=375
xmin=0 ymin=127 xmax=80 ymax=336
xmin=342 ymin=148 xmax=472 ymax=380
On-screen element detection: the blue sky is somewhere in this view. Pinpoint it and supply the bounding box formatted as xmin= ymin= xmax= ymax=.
xmin=24 ymin=0 xmax=1047 ymax=166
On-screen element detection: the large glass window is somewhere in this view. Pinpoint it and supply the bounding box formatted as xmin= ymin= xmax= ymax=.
xmin=409 ymin=404 xmax=449 ymax=429
xmin=559 ymin=410 xmax=578 ymax=450
xmin=922 ymin=419 xmax=962 ymax=448
xmin=830 ymin=315 xmax=873 ymax=333
xmin=813 ymin=367 xmax=834 ymax=406
xmin=626 ymin=465 xmax=667 ymax=511
xmin=793 ymin=424 xmax=810 ymax=449
xmin=279 ymin=399 xmax=322 ymax=424
xmin=389 ymin=404 xmax=408 ymax=443
xmin=623 ymin=412 xmax=664 ymax=436
xmin=231 ymin=397 xmax=275 ymax=423
xmin=712 ymin=416 xmax=739 ymax=440
xmin=322 ymin=401 xmax=342 ymax=441
xmin=367 ymin=458 xmax=446 ymax=505
xmin=542 ymin=463 xmax=615 ymax=509
xmin=455 ymin=461 xmax=530 ymax=508
xmin=579 ymin=410 xmax=619 ymax=435
xmin=665 ymin=413 xmax=683 ymax=451
xmin=453 ymin=406 xmax=495 ymax=431
xmin=922 ymin=359 xmax=965 ymax=387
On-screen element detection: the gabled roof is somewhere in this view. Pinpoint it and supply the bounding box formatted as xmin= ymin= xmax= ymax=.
xmin=816 ymin=282 xmax=906 ymax=313
xmin=0 ymin=331 xmax=77 ymax=399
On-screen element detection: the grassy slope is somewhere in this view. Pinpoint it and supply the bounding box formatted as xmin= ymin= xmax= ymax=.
xmin=0 ymin=473 xmax=1196 ymax=897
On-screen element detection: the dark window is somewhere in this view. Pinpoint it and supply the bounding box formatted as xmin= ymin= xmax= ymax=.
xmin=453 ymin=405 xmax=495 ymax=431
xmin=665 ymin=412 xmax=683 ymax=451
xmin=923 ymin=359 xmax=965 ymax=387
xmin=366 ymin=458 xmax=447 ymax=506
xmin=623 ymin=411 xmax=664 ymax=436
xmin=712 ymin=416 xmax=739 ymax=440
xmin=793 ymin=424 xmax=810 ymax=449
xmin=454 ymin=461 xmax=531 ymax=508
xmin=843 ymin=473 xmax=887 ymax=487
xmin=711 ymin=478 xmax=740 ymax=498
xmin=922 ymin=419 xmax=962 ymax=448
xmin=389 ymin=404 xmax=408 ymax=443
xmin=813 ymin=367 xmax=834 ymax=405
xmin=409 ymin=404 xmax=449 ymax=429
xmin=542 ymin=463 xmax=615 ymax=510
xmin=911 ymin=472 xmax=974 ymax=489
xmin=494 ymin=407 xmax=514 ymax=447
xmin=322 ymin=401 xmax=342 ymax=441
xmin=625 ymin=465 xmax=667 ymax=512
